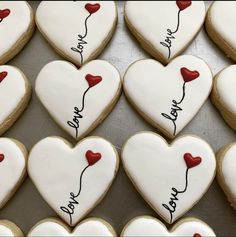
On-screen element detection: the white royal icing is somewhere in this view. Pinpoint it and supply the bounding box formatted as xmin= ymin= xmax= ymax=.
xmin=214 ymin=65 xmax=236 ymax=114
xmin=220 ymin=144 xmax=236 ymax=198
xmin=28 ymin=218 xmax=115 ymax=237
xmin=28 ymin=137 xmax=119 ymax=226
xmin=35 ymin=60 xmax=121 ymax=140
xmin=0 ymin=65 xmax=28 ymax=126
xmin=0 ymin=225 xmax=14 ymax=237
xmin=208 ymin=2 xmax=236 ymax=51
xmin=125 ymin=1 xmax=205 ymax=62
xmin=36 ymin=1 xmax=117 ymax=66
xmin=0 ymin=138 xmax=26 ymax=208
xmin=122 ymin=132 xmax=216 ymax=224
xmin=122 ymin=216 xmax=216 ymax=236
xmin=0 ymin=1 xmax=32 ymax=57
xmin=124 ymin=55 xmax=212 ymax=138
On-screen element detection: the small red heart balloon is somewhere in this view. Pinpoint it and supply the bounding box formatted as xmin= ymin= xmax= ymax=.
xmin=176 ymin=1 xmax=192 ymax=11
xmin=85 ymin=74 xmax=102 ymax=87
xmin=86 ymin=150 xmax=102 ymax=166
xmin=193 ymin=234 xmax=202 ymax=237
xmin=0 ymin=9 xmax=10 ymax=20
xmin=184 ymin=153 xmax=202 ymax=169
xmin=180 ymin=67 xmax=200 ymax=83
xmin=0 ymin=154 xmax=5 ymax=162
xmin=0 ymin=71 xmax=7 ymax=83
xmin=85 ymin=3 xmax=100 ymax=14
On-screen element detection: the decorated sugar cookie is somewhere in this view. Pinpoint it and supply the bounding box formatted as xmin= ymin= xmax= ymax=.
xmin=121 ymin=216 xmax=216 ymax=237
xmin=0 ymin=65 xmax=31 ymax=135
xmin=122 ymin=132 xmax=216 ymax=224
xmin=36 ymin=1 xmax=117 ymax=66
xmin=28 ymin=218 xmax=116 ymax=236
xmin=217 ymin=142 xmax=236 ymax=209
xmin=211 ymin=65 xmax=236 ymax=130
xmin=125 ymin=1 xmax=205 ymax=64
xmin=206 ymin=2 xmax=236 ymax=62
xmin=0 ymin=138 xmax=27 ymax=210
xmin=0 ymin=220 xmax=24 ymax=236
xmin=0 ymin=1 xmax=34 ymax=65
xmin=28 ymin=136 xmax=119 ymax=226
xmin=123 ymin=55 xmax=212 ymax=139
xmin=35 ymin=60 xmax=121 ymax=140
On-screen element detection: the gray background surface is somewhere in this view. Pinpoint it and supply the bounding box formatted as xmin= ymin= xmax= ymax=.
xmin=0 ymin=1 xmax=235 ymax=236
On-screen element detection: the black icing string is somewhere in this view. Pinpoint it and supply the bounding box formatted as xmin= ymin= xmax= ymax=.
xmin=160 ymin=9 xmax=182 ymax=59
xmin=71 ymin=13 xmax=92 ymax=64
xmin=67 ymin=87 xmax=90 ymax=139
xmin=171 ymin=9 xmax=181 ymax=34
xmin=60 ymin=165 xmax=90 ymax=226
xmin=162 ymin=168 xmax=189 ymax=224
xmin=161 ymin=81 xmax=186 ymax=136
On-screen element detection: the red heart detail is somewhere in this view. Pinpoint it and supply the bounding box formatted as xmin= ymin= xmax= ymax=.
xmin=193 ymin=234 xmax=202 ymax=237
xmin=85 ymin=74 xmax=102 ymax=88
xmin=180 ymin=67 xmax=200 ymax=83
xmin=86 ymin=150 xmax=102 ymax=166
xmin=184 ymin=153 xmax=201 ymax=169
xmin=0 ymin=154 xmax=5 ymax=162
xmin=176 ymin=1 xmax=192 ymax=11
xmin=85 ymin=3 xmax=100 ymax=14
xmin=0 ymin=9 xmax=10 ymax=20
xmin=0 ymin=71 xmax=7 ymax=83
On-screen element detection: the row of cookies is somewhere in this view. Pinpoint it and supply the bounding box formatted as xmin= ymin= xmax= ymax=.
xmin=1 ymin=56 xmax=235 ymax=144
xmin=1 ymin=132 xmax=236 ymax=235
xmin=0 ymin=216 xmax=216 ymax=236
xmin=2 ymin=2 xmax=236 ymax=67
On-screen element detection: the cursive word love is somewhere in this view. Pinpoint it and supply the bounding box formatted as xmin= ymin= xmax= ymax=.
xmin=161 ymin=66 xmax=199 ymax=136
xmin=71 ymin=3 xmax=100 ymax=64
xmin=160 ymin=0 xmax=192 ymax=59
xmin=71 ymin=36 xmax=87 ymax=64
xmin=162 ymin=152 xmax=201 ymax=223
xmin=160 ymin=29 xmax=176 ymax=59
xmin=60 ymin=165 xmax=89 ymax=225
xmin=161 ymin=99 xmax=183 ymax=136
xmin=67 ymin=87 xmax=90 ymax=139
xmin=67 ymin=107 xmax=83 ymax=139
xmin=162 ymin=184 xmax=187 ymax=224
xmin=162 ymin=168 xmax=189 ymax=224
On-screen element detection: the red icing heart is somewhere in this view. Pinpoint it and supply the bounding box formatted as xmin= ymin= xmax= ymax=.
xmin=184 ymin=153 xmax=202 ymax=169
xmin=176 ymin=1 xmax=192 ymax=11
xmin=193 ymin=234 xmax=202 ymax=237
xmin=0 ymin=9 xmax=10 ymax=20
xmin=0 ymin=71 xmax=7 ymax=83
xmin=180 ymin=67 xmax=200 ymax=83
xmin=85 ymin=74 xmax=102 ymax=87
xmin=86 ymin=150 xmax=102 ymax=166
xmin=0 ymin=154 xmax=4 ymax=162
xmin=85 ymin=3 xmax=100 ymax=14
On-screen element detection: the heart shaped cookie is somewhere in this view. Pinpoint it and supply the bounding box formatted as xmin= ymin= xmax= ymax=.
xmin=125 ymin=1 xmax=205 ymax=64
xmin=36 ymin=1 xmax=117 ymax=66
xmin=28 ymin=136 xmax=119 ymax=226
xmin=28 ymin=218 xmax=116 ymax=236
xmin=35 ymin=60 xmax=121 ymax=140
xmin=124 ymin=56 xmax=212 ymax=139
xmin=206 ymin=2 xmax=236 ymax=62
xmin=121 ymin=216 xmax=216 ymax=236
xmin=217 ymin=142 xmax=236 ymax=210
xmin=0 ymin=65 xmax=31 ymax=135
xmin=0 ymin=138 xmax=27 ymax=209
xmin=0 ymin=220 xmax=24 ymax=236
xmin=211 ymin=65 xmax=236 ymax=130
xmin=122 ymin=132 xmax=216 ymax=224
xmin=0 ymin=1 xmax=35 ymax=65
